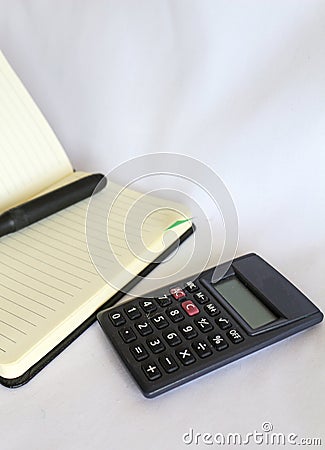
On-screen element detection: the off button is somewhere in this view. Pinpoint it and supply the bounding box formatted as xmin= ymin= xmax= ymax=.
xmin=227 ymin=328 xmax=244 ymax=344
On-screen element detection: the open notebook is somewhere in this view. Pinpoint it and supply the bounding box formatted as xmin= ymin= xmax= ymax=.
xmin=0 ymin=51 xmax=193 ymax=386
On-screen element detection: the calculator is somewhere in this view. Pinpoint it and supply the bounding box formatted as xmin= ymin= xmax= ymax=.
xmin=97 ymin=253 xmax=323 ymax=398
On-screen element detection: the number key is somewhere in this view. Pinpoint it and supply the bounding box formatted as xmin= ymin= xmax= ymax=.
xmin=155 ymin=294 xmax=172 ymax=307
xmin=135 ymin=320 xmax=153 ymax=336
xmin=151 ymin=314 xmax=169 ymax=330
xmin=124 ymin=305 xmax=141 ymax=320
xmin=147 ymin=336 xmax=165 ymax=354
xmin=179 ymin=324 xmax=198 ymax=340
xmin=109 ymin=311 xmax=126 ymax=327
xmin=166 ymin=307 xmax=184 ymax=323
xmin=140 ymin=299 xmax=157 ymax=314
xmin=163 ymin=330 xmax=182 ymax=347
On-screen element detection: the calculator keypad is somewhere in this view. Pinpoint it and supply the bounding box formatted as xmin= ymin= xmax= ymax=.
xmin=99 ymin=279 xmax=246 ymax=397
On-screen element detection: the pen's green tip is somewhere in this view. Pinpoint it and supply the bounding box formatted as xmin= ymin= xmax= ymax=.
xmin=165 ymin=218 xmax=192 ymax=231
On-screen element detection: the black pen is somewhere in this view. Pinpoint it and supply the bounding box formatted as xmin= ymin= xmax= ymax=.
xmin=0 ymin=173 xmax=107 ymax=238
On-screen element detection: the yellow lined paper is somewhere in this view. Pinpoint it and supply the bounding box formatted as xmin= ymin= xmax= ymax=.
xmin=0 ymin=51 xmax=73 ymax=212
xmin=0 ymin=184 xmax=191 ymax=378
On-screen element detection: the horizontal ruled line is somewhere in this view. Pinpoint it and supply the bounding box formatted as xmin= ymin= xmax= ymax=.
xmin=0 ymin=332 xmax=16 ymax=343
xmin=0 ymin=272 xmax=65 ymax=304
xmin=0 ymin=294 xmax=47 ymax=319
xmin=0 ymin=319 xmax=26 ymax=335
xmin=0 ymin=281 xmax=56 ymax=312
xmin=0 ymin=306 xmax=36 ymax=327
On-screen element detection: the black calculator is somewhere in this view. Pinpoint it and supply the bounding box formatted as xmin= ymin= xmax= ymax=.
xmin=97 ymin=253 xmax=323 ymax=398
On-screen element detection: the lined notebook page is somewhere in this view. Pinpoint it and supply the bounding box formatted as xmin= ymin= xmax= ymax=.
xmin=0 ymin=183 xmax=191 ymax=378
xmin=0 ymin=51 xmax=73 ymax=213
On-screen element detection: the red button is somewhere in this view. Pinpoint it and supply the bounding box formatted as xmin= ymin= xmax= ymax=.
xmin=170 ymin=287 xmax=186 ymax=300
xmin=181 ymin=300 xmax=200 ymax=316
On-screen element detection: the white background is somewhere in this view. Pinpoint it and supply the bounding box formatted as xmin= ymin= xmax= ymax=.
xmin=0 ymin=1 xmax=324 ymax=449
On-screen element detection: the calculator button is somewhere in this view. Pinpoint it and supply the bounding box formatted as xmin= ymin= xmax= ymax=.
xmin=166 ymin=306 xmax=185 ymax=323
xmin=108 ymin=311 xmax=126 ymax=327
xmin=195 ymin=317 xmax=213 ymax=333
xmin=181 ymin=300 xmax=200 ymax=317
xmin=179 ymin=324 xmax=198 ymax=340
xmin=192 ymin=340 xmax=213 ymax=358
xmin=193 ymin=292 xmax=209 ymax=304
xmin=159 ymin=355 xmax=179 ymax=373
xmin=119 ymin=327 xmax=136 ymax=343
xmin=151 ymin=314 xmax=169 ymax=329
xmin=204 ymin=303 xmax=220 ymax=317
xmin=142 ymin=362 xmax=162 ymax=381
xmin=170 ymin=287 xmax=186 ymax=300
xmin=184 ymin=280 xmax=199 ymax=293
xmin=135 ymin=320 xmax=153 ymax=336
xmin=139 ymin=299 xmax=157 ymax=314
xmin=130 ymin=344 xmax=149 ymax=361
xmin=208 ymin=333 xmax=229 ymax=351
xmin=163 ymin=330 xmax=182 ymax=347
xmin=216 ymin=317 xmax=232 ymax=330
xmin=147 ymin=336 xmax=166 ymax=354
xmin=176 ymin=348 xmax=196 ymax=366
xmin=124 ymin=305 xmax=141 ymax=320
xmin=227 ymin=329 xmax=244 ymax=344
xmin=155 ymin=294 xmax=172 ymax=307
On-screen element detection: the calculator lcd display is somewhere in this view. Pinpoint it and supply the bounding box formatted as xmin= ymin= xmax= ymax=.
xmin=214 ymin=278 xmax=277 ymax=329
